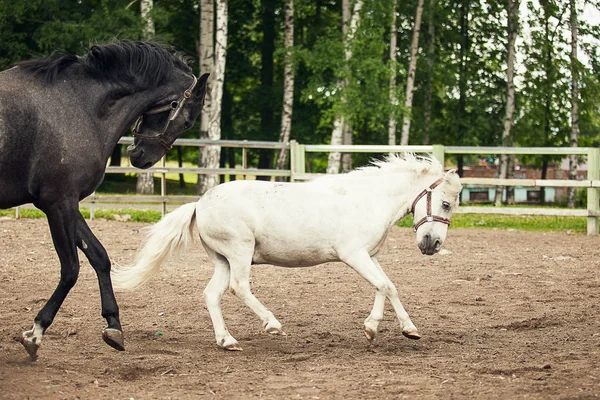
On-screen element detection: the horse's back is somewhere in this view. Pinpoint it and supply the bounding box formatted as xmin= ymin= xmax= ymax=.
xmin=194 ymin=179 xmax=390 ymax=267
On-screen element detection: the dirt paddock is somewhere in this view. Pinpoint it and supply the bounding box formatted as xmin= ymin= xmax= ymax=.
xmin=1 ymin=217 xmax=599 ymax=399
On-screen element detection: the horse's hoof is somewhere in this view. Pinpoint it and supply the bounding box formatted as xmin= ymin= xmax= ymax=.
xmin=102 ymin=328 xmax=125 ymax=351
xmin=266 ymin=327 xmax=286 ymax=336
xmin=402 ymin=329 xmax=421 ymax=340
xmin=224 ymin=343 xmax=243 ymax=351
xmin=363 ymin=326 xmax=376 ymax=342
xmin=19 ymin=337 xmax=39 ymax=361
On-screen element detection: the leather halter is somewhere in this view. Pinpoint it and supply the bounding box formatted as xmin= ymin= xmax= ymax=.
xmin=132 ymin=74 xmax=198 ymax=150
xmin=410 ymin=177 xmax=451 ymax=232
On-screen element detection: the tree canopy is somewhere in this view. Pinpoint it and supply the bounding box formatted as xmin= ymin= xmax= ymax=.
xmin=2 ymin=0 xmax=599 ymax=171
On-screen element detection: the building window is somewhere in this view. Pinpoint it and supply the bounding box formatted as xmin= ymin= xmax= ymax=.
xmin=469 ymin=191 xmax=489 ymax=202
xmin=527 ymin=190 xmax=541 ymax=202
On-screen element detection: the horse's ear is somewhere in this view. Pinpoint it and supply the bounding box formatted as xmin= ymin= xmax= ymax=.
xmin=194 ymin=73 xmax=210 ymax=100
xmin=444 ymin=168 xmax=463 ymax=190
xmin=443 ymin=168 xmax=458 ymax=183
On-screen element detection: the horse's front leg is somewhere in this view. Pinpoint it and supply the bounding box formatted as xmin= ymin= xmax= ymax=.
xmin=21 ymin=201 xmax=81 ymax=360
xmin=369 ymin=257 xmax=419 ymax=340
xmin=341 ymin=252 xmax=419 ymax=343
xmin=75 ymin=213 xmax=124 ymax=351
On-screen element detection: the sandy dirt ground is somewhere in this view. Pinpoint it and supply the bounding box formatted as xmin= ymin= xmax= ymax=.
xmin=1 ymin=217 xmax=599 ymax=399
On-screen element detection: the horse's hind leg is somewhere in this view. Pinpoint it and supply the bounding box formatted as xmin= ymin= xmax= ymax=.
xmin=75 ymin=214 xmax=124 ymax=351
xmin=21 ymin=202 xmax=81 ymax=360
xmin=203 ymin=248 xmax=241 ymax=351
xmin=226 ymin=255 xmax=284 ymax=337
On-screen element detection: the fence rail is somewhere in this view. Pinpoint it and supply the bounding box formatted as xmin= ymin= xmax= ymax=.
xmin=12 ymin=139 xmax=600 ymax=234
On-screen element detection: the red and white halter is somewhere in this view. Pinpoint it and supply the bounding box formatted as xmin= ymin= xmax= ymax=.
xmin=410 ymin=178 xmax=451 ymax=232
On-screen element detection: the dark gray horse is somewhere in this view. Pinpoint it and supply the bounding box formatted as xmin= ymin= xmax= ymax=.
xmin=0 ymin=40 xmax=209 ymax=359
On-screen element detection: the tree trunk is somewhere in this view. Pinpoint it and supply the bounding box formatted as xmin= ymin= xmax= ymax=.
xmin=257 ymin=0 xmax=277 ymax=181
xmin=202 ymin=0 xmax=227 ymax=191
xmin=399 ymin=0 xmax=425 ymax=145
xmin=567 ymin=0 xmax=579 ymax=208
xmin=341 ymin=124 xmax=353 ymax=172
xmin=422 ymin=0 xmax=435 ymax=145
xmin=276 ymin=0 xmax=295 ymax=181
xmin=327 ymin=0 xmax=361 ymax=174
xmin=494 ymin=0 xmax=518 ymax=207
xmin=541 ymin=5 xmax=552 ymax=206
xmin=197 ymin=0 xmax=215 ymax=195
xmin=136 ymin=0 xmax=156 ymax=195
xmin=388 ymin=0 xmax=398 ymax=146
xmin=456 ymin=0 xmax=469 ymax=178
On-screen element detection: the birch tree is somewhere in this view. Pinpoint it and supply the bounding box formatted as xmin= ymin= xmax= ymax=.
xmin=494 ymin=0 xmax=519 ymax=206
xmin=399 ymin=0 xmax=425 ymax=145
xmin=136 ymin=0 xmax=156 ymax=195
xmin=422 ymin=0 xmax=435 ymax=145
xmin=197 ymin=0 xmax=214 ymax=195
xmin=202 ymin=0 xmax=228 ymax=192
xmin=326 ymin=0 xmax=362 ymax=175
xmin=276 ymin=0 xmax=294 ymax=178
xmin=567 ymin=0 xmax=579 ymax=208
xmin=388 ymin=0 xmax=398 ymax=146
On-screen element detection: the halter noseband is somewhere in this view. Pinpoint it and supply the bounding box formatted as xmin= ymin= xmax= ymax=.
xmin=132 ymin=74 xmax=198 ymax=150
xmin=410 ymin=178 xmax=451 ymax=232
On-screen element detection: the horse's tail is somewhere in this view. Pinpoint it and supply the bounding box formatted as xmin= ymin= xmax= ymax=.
xmin=111 ymin=202 xmax=197 ymax=291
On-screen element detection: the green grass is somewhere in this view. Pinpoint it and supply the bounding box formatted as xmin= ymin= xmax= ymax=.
xmin=1 ymin=207 xmax=588 ymax=233
xmin=398 ymin=213 xmax=586 ymax=233
xmin=0 ymin=208 xmax=163 ymax=223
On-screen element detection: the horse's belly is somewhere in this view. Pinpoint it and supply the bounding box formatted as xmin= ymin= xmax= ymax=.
xmin=0 ymin=178 xmax=32 ymax=208
xmin=252 ymin=242 xmax=338 ymax=267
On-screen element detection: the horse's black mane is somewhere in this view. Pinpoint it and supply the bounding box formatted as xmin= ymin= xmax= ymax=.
xmin=15 ymin=40 xmax=192 ymax=87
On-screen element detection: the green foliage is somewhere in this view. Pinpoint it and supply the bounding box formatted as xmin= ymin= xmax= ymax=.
xmin=0 ymin=0 xmax=599 ymax=173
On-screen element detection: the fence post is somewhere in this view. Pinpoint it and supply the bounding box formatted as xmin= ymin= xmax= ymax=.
xmin=90 ymin=193 xmax=96 ymax=220
xmin=15 ymin=206 xmax=20 ymax=219
xmin=587 ymin=147 xmax=600 ymax=235
xmin=289 ymin=140 xmax=306 ymax=182
xmin=161 ymin=155 xmax=167 ymax=216
xmin=432 ymin=144 xmax=445 ymax=168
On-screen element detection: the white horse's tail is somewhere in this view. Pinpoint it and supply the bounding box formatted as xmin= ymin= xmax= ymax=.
xmin=111 ymin=202 xmax=197 ymax=291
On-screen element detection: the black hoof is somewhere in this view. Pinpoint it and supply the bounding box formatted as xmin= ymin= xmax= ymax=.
xmin=102 ymin=328 xmax=125 ymax=351
xmin=19 ymin=337 xmax=39 ymax=361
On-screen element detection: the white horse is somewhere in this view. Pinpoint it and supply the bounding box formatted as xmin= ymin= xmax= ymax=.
xmin=112 ymin=153 xmax=462 ymax=351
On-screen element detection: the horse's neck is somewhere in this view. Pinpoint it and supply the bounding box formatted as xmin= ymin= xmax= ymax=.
xmin=385 ymin=172 xmax=442 ymax=226
xmin=82 ymin=78 xmax=166 ymax=159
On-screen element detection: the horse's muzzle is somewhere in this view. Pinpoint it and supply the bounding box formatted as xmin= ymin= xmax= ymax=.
xmin=127 ymin=145 xmax=153 ymax=169
xmin=419 ymin=234 xmax=442 ymax=256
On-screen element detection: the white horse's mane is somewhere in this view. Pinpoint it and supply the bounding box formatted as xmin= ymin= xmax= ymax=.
xmin=350 ymin=153 xmax=443 ymax=178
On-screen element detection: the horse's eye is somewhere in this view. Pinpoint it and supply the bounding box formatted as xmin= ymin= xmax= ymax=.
xmin=442 ymin=201 xmax=451 ymax=211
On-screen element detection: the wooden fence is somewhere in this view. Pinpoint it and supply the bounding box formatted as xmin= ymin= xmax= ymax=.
xmin=12 ymin=138 xmax=600 ymax=235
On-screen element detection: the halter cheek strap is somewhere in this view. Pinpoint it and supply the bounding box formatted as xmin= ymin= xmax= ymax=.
xmin=132 ymin=74 xmax=198 ymax=150
xmin=410 ymin=178 xmax=451 ymax=232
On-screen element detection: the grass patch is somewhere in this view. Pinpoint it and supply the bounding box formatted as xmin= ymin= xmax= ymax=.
xmin=0 ymin=208 xmax=163 ymax=223
xmin=397 ymin=213 xmax=586 ymax=233
xmin=2 ymin=208 xmax=587 ymax=233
